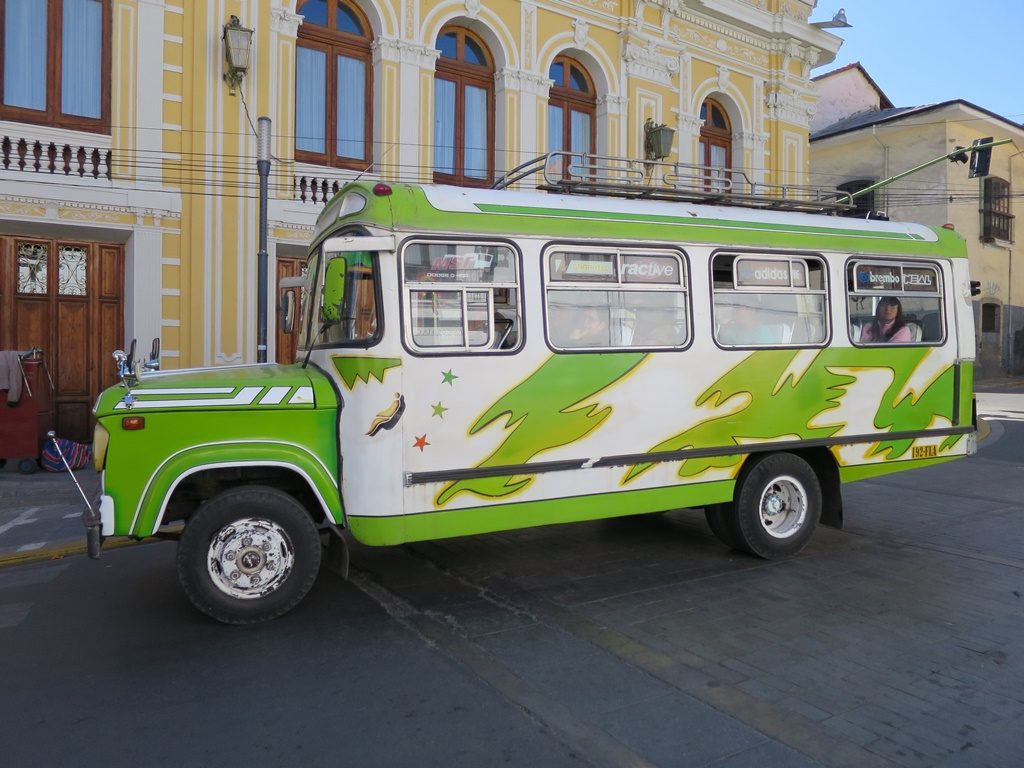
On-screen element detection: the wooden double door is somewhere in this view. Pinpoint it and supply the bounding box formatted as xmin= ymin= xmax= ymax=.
xmin=0 ymin=235 xmax=124 ymax=443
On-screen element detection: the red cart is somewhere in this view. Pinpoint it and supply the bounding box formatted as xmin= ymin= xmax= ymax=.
xmin=0 ymin=349 xmax=55 ymax=474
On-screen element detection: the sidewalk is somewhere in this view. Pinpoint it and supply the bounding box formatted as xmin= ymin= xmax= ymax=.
xmin=976 ymin=374 xmax=1024 ymax=390
xmin=0 ymin=459 xmax=100 ymax=503
xmin=0 ymin=462 xmax=100 ymax=562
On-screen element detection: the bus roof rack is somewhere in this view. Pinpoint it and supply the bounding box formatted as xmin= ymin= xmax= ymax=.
xmin=493 ymin=152 xmax=856 ymax=215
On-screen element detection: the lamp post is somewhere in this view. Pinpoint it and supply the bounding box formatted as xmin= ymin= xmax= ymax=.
xmin=257 ymin=117 xmax=271 ymax=364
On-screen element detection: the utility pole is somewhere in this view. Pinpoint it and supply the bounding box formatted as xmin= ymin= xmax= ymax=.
xmin=256 ymin=116 xmax=271 ymax=363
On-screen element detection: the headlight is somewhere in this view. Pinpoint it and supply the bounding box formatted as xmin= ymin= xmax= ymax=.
xmin=93 ymin=423 xmax=110 ymax=471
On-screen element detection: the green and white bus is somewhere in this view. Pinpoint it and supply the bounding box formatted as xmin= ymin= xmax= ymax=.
xmin=88 ymin=176 xmax=978 ymax=623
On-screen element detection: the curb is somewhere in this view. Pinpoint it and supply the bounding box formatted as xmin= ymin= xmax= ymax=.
xmin=977 ymin=417 xmax=991 ymax=443
xmin=0 ymin=536 xmax=159 ymax=570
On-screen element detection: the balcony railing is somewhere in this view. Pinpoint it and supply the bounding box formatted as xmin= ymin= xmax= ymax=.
xmin=982 ymin=210 xmax=1014 ymax=243
xmin=294 ymin=175 xmax=345 ymax=204
xmin=1 ymin=134 xmax=111 ymax=179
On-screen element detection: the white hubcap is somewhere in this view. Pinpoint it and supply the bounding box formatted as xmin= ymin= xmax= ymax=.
xmin=207 ymin=517 xmax=295 ymax=599
xmin=758 ymin=475 xmax=808 ymax=539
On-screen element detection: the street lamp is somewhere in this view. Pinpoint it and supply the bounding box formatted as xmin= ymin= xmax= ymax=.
xmin=643 ymin=118 xmax=675 ymax=161
xmin=222 ymin=15 xmax=254 ymax=95
xmin=811 ymin=8 xmax=851 ymax=29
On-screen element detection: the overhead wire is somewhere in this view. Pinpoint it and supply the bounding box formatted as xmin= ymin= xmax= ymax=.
xmin=4 ymin=125 xmax=1021 ymax=207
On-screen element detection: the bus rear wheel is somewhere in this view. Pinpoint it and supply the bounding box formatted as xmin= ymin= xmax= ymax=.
xmin=176 ymin=486 xmax=322 ymax=624
xmin=731 ymin=453 xmax=821 ymax=559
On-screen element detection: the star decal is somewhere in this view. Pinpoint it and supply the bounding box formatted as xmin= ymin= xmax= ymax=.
xmin=413 ymin=435 xmax=430 ymax=451
xmin=441 ymin=369 xmax=458 ymax=386
xmin=431 ymin=402 xmax=448 ymax=418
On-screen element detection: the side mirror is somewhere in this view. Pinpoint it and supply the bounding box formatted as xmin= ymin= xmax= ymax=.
xmin=321 ymin=256 xmax=347 ymax=324
xmin=125 ymin=339 xmax=137 ymax=375
xmin=143 ymin=337 xmax=161 ymax=371
xmin=278 ymin=275 xmax=305 ymax=335
xmin=112 ymin=348 xmax=128 ymax=379
xmin=280 ymin=291 xmax=296 ymax=334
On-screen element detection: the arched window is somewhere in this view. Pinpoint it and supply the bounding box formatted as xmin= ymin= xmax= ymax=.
xmin=547 ymin=55 xmax=596 ymax=161
xmin=295 ymin=0 xmax=373 ymax=169
xmin=434 ymin=26 xmax=494 ymax=185
xmin=699 ymin=98 xmax=731 ymax=191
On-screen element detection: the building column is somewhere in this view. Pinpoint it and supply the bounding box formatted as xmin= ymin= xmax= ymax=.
xmin=373 ymin=37 xmax=439 ymax=182
xmin=496 ymin=67 xmax=552 ymax=171
xmin=126 ymin=225 xmax=164 ymax=355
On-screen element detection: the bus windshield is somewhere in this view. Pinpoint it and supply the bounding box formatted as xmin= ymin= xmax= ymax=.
xmin=298 ymin=247 xmax=380 ymax=349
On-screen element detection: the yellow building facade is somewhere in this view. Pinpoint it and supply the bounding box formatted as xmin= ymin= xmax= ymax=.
xmin=0 ymin=0 xmax=841 ymax=439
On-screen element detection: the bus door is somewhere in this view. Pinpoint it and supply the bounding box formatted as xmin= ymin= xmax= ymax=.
xmin=304 ymin=236 xmax=412 ymax=541
xmin=395 ymin=239 xmax=534 ymax=536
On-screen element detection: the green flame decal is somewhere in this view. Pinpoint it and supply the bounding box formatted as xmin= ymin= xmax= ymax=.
xmin=624 ymin=348 xmax=958 ymax=484
xmin=436 ymin=353 xmax=646 ymax=505
xmin=332 ymin=356 xmax=401 ymax=390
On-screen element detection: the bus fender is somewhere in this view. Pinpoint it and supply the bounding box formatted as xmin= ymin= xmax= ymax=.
xmin=131 ymin=441 xmax=343 ymax=537
xmin=800 ymin=449 xmax=843 ymax=529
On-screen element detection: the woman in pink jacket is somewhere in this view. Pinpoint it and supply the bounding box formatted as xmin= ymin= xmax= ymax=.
xmin=860 ymin=296 xmax=912 ymax=343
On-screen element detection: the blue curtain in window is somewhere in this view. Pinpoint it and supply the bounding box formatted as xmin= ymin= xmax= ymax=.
xmin=336 ymin=55 xmax=365 ymax=160
xmin=569 ymin=110 xmax=591 ymax=179
xmin=570 ymin=109 xmax=591 ymax=155
xmin=547 ymin=105 xmax=563 ymax=152
xmin=463 ymin=85 xmax=487 ymax=179
xmin=546 ymin=104 xmax=565 ymax=177
xmin=61 ymin=0 xmax=102 ymax=118
xmin=433 ymin=79 xmax=455 ymax=175
xmin=3 ymin=0 xmax=47 ymax=110
xmin=296 ymin=47 xmax=326 ymax=153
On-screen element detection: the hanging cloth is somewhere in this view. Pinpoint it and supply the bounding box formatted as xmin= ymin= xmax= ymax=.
xmin=0 ymin=351 xmax=25 ymax=405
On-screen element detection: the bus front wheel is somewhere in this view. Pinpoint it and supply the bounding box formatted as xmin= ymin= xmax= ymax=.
xmin=731 ymin=453 xmax=821 ymax=559
xmin=177 ymin=485 xmax=322 ymax=624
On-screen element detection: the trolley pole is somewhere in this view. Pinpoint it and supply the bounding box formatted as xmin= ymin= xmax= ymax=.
xmin=256 ymin=116 xmax=271 ymax=363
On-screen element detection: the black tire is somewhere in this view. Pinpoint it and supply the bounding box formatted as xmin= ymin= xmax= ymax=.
xmin=17 ymin=458 xmax=37 ymax=475
xmin=177 ymin=485 xmax=322 ymax=624
xmin=704 ymin=503 xmax=740 ymax=550
xmin=730 ymin=453 xmax=821 ymax=559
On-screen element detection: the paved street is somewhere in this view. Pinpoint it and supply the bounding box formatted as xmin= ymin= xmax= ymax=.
xmin=0 ymin=386 xmax=1022 ymax=767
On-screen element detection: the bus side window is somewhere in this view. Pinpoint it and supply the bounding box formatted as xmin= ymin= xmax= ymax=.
xmin=402 ymin=241 xmax=523 ymax=354
xmin=545 ymin=248 xmax=689 ymax=351
xmin=847 ymin=261 xmax=944 ymax=346
xmin=712 ymin=253 xmax=827 ymax=348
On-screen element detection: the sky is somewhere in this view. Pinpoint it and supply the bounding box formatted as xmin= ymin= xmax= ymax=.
xmin=811 ymin=1 xmax=1023 ymax=124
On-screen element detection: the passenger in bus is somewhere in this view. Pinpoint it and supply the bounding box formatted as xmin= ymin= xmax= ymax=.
xmin=718 ymin=303 xmax=778 ymax=346
xmin=634 ymin=309 xmax=683 ymax=346
xmin=859 ymin=296 xmax=912 ymax=343
xmin=567 ymin=306 xmax=610 ymax=347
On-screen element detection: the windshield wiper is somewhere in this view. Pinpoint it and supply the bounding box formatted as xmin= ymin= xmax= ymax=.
xmin=301 ymin=322 xmax=333 ymax=369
